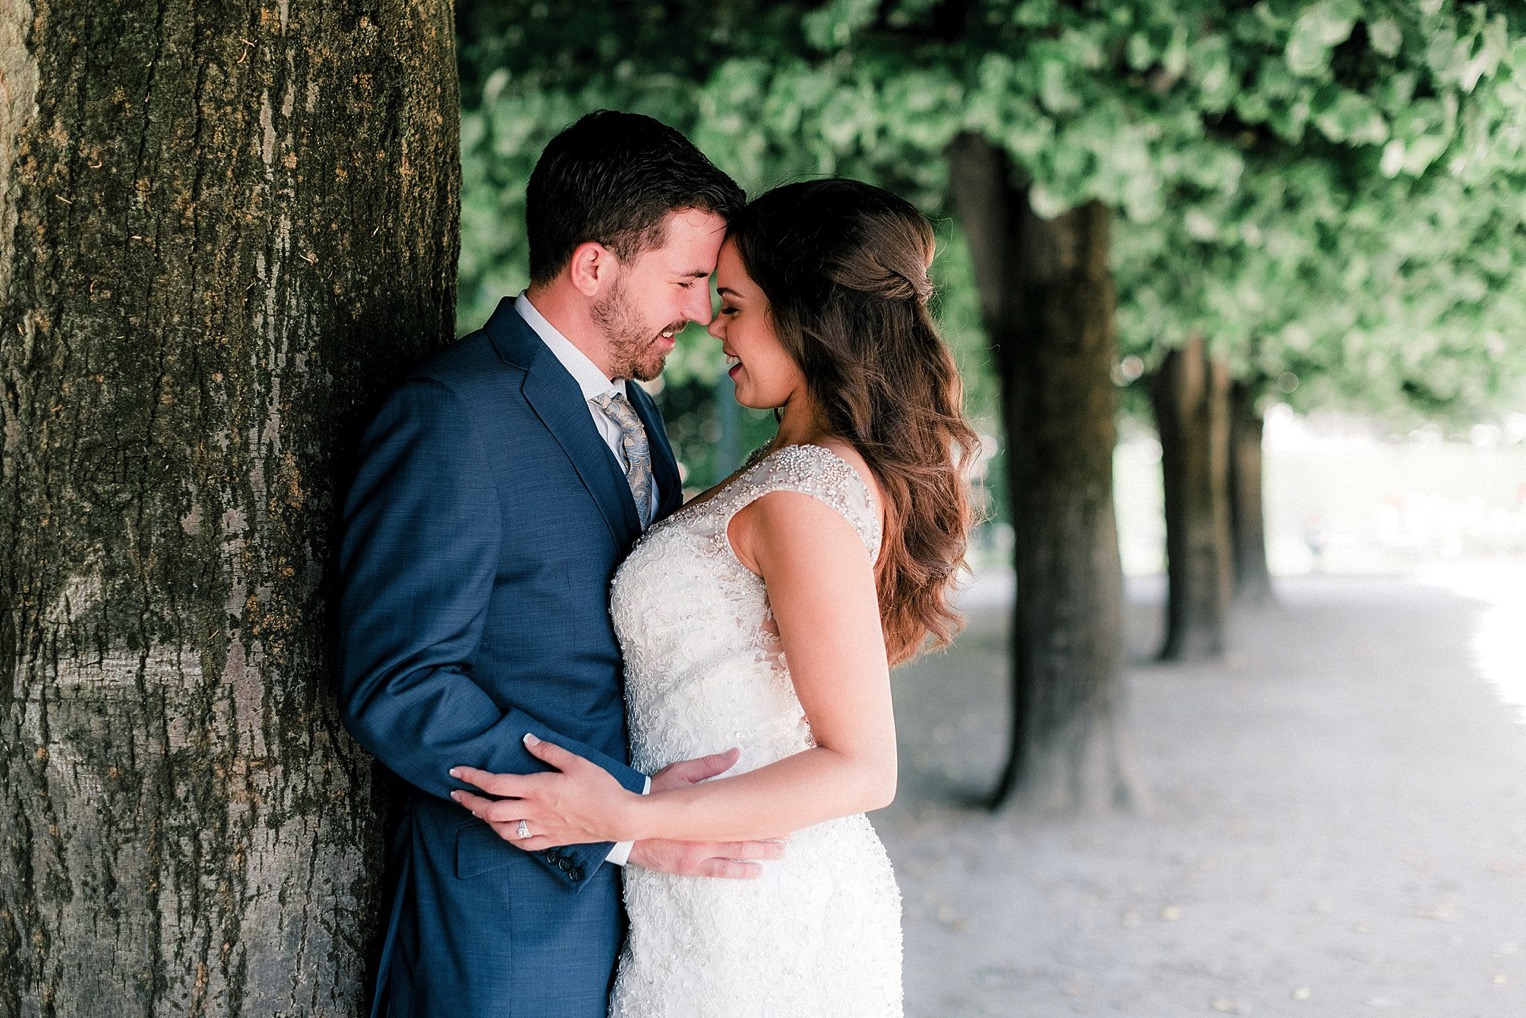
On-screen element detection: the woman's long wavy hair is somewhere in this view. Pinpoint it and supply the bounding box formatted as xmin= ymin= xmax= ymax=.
xmin=728 ymin=179 xmax=980 ymax=666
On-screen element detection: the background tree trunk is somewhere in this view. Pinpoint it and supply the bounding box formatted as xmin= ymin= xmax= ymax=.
xmin=0 ymin=3 xmax=459 ymax=1015
xmin=1229 ymin=380 xmax=1274 ymax=605
xmin=946 ymin=134 xmax=1136 ymax=812
xmin=1152 ymin=338 xmax=1233 ymax=660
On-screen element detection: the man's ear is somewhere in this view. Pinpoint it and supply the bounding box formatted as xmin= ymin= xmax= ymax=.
xmin=568 ymin=241 xmax=617 ymax=298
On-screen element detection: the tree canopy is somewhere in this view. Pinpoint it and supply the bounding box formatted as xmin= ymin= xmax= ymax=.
xmin=456 ymin=0 xmax=1526 ymax=439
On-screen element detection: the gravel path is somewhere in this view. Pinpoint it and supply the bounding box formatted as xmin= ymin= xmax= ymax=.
xmin=882 ymin=570 xmax=1526 ymax=1017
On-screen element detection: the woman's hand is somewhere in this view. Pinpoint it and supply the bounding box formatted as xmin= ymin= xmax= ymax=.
xmin=450 ymin=733 xmax=639 ymax=849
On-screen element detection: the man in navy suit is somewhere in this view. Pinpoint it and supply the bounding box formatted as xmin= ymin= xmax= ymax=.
xmin=338 ymin=112 xmax=776 ymax=1017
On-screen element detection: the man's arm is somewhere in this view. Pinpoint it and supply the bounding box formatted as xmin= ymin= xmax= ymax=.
xmin=337 ymin=378 xmax=644 ymax=884
xmin=457 ymin=747 xmax=785 ymax=878
xmin=627 ymin=838 xmax=783 ymax=878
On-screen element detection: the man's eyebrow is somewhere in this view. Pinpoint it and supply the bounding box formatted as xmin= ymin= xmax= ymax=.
xmin=679 ymin=268 xmax=710 ymax=279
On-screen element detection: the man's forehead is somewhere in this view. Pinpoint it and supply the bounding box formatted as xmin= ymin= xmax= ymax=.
xmin=648 ymin=209 xmax=727 ymax=270
xmin=664 ymin=208 xmax=728 ymax=243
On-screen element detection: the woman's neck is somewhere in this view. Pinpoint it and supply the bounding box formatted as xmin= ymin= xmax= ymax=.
xmin=769 ymin=399 xmax=830 ymax=451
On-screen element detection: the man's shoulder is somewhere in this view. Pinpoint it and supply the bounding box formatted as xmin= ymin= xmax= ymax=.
xmin=391 ymin=328 xmax=518 ymax=408
xmin=409 ymin=329 xmax=503 ymax=383
xmin=410 ymin=301 xmax=538 ymax=386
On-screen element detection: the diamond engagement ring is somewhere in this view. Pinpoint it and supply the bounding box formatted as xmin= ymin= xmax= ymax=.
xmin=517 ymin=820 xmax=530 ymax=840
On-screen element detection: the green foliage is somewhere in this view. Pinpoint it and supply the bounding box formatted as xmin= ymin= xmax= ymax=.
xmin=1116 ymin=9 xmax=1526 ymax=425
xmin=1097 ymin=1 xmax=1526 ymax=427
xmin=454 ymin=1 xmax=1007 ymax=487
xmin=455 ymin=0 xmax=1526 ymax=477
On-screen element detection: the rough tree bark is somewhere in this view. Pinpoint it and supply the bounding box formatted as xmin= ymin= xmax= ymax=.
xmin=0 ymin=3 xmax=459 ymax=1015
xmin=946 ymin=134 xmax=1136 ymax=812
xmin=1151 ymin=337 xmax=1233 ymax=660
xmin=1229 ymin=379 xmax=1274 ymax=604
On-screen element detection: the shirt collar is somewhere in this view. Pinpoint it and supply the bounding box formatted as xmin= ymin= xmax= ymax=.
xmin=515 ymin=292 xmax=626 ymax=402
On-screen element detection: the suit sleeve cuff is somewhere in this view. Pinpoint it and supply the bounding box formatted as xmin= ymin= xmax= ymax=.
xmin=603 ymin=776 xmax=651 ymax=867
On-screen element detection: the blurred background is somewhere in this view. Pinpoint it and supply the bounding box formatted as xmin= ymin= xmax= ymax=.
xmin=449 ymin=3 xmax=1526 ymax=1014
xmin=449 ymin=0 xmax=1526 ymax=573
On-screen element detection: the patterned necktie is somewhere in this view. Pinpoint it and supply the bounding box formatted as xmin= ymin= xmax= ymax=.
xmin=591 ymin=391 xmax=654 ymax=529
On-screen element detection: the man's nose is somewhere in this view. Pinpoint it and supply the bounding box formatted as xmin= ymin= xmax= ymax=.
xmin=687 ymin=285 xmax=715 ymax=326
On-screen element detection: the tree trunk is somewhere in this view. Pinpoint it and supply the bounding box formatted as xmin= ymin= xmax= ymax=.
xmin=946 ymin=134 xmax=1135 ymax=813
xmin=1228 ymin=380 xmax=1274 ymax=605
xmin=1151 ymin=338 xmax=1233 ymax=660
xmin=0 ymin=4 xmax=459 ymax=1015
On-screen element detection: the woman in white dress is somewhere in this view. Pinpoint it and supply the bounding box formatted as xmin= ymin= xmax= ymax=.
xmin=453 ymin=179 xmax=978 ymax=1016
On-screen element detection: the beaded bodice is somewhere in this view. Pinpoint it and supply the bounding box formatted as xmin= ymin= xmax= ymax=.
xmin=607 ymin=443 xmax=903 ymax=1018
xmin=609 ymin=443 xmax=881 ymax=776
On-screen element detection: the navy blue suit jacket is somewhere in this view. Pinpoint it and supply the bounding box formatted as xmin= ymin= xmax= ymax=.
xmin=338 ymin=298 xmax=684 ymax=1017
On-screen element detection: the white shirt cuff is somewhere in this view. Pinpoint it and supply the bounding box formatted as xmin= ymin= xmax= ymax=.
xmin=604 ymin=775 xmax=652 ymax=867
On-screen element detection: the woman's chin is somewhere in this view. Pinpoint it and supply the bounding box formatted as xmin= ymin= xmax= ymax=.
xmin=732 ymin=391 xmax=781 ymax=413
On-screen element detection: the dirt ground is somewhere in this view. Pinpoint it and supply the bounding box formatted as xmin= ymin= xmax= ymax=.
xmin=881 ymin=567 xmax=1526 ymax=1017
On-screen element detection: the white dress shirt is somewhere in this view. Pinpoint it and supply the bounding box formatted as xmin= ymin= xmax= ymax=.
xmin=515 ymin=292 xmax=651 ymax=866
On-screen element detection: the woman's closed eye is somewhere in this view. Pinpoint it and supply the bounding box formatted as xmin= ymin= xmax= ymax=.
xmin=718 ymin=303 xmax=739 ymax=316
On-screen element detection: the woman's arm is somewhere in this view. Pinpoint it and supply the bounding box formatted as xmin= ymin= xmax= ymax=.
xmin=451 ymin=487 xmax=897 ymax=847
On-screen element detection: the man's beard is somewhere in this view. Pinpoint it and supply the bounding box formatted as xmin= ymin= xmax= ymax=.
xmin=592 ymin=276 xmax=676 ymax=382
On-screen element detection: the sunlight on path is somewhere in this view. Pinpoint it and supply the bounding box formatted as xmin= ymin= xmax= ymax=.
xmin=1418 ymin=558 xmax=1526 ymax=723
xmin=956 ymin=562 xmax=1525 ymax=723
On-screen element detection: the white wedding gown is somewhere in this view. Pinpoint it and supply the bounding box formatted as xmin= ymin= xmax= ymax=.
xmin=608 ymin=444 xmax=903 ymax=1018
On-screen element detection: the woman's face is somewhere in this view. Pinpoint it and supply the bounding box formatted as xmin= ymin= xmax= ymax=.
xmin=708 ymin=239 xmax=808 ymax=411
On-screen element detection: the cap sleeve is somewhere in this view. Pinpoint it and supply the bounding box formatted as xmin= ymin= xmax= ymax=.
xmin=719 ymin=444 xmax=882 ymax=559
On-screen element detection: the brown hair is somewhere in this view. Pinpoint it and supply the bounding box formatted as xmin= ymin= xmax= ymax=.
xmin=526 ymin=111 xmax=745 ymax=285
xmin=729 ymin=179 xmax=980 ymax=665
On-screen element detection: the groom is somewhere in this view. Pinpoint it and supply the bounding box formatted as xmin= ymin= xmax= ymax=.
xmin=337 ymin=112 xmax=775 ymax=1017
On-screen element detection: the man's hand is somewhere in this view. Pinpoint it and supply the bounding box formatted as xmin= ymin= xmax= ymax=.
xmin=450 ymin=742 xmax=782 ymax=863
xmin=650 ymin=747 xmax=742 ymax=793
xmin=635 ymin=748 xmax=784 ymax=878
xmin=628 ymin=837 xmax=784 ymax=879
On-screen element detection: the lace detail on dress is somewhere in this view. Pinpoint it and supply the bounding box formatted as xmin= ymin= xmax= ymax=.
xmin=606 ymin=442 xmax=902 ymax=1018
xmin=710 ymin=443 xmax=882 ymax=555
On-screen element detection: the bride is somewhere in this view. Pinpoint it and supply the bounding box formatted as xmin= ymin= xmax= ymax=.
xmin=452 ymin=178 xmax=978 ymax=1016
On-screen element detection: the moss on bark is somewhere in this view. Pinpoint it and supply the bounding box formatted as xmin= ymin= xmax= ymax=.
xmin=0 ymin=3 xmax=459 ymax=1013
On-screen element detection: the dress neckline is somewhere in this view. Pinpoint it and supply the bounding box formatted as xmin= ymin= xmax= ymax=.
xmin=684 ymin=442 xmax=879 ymax=519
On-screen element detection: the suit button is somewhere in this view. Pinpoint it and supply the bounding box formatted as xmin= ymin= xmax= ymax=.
xmin=557 ymin=858 xmax=572 ymax=872
xmin=543 ymin=851 xmax=558 ymax=863
xmin=568 ymin=867 xmax=584 ymax=881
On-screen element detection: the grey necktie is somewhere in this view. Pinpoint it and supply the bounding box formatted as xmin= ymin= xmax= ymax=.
xmin=591 ymin=391 xmax=654 ymax=529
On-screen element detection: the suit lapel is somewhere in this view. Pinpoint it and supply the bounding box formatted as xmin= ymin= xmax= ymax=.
xmin=486 ymin=302 xmax=641 ymax=548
